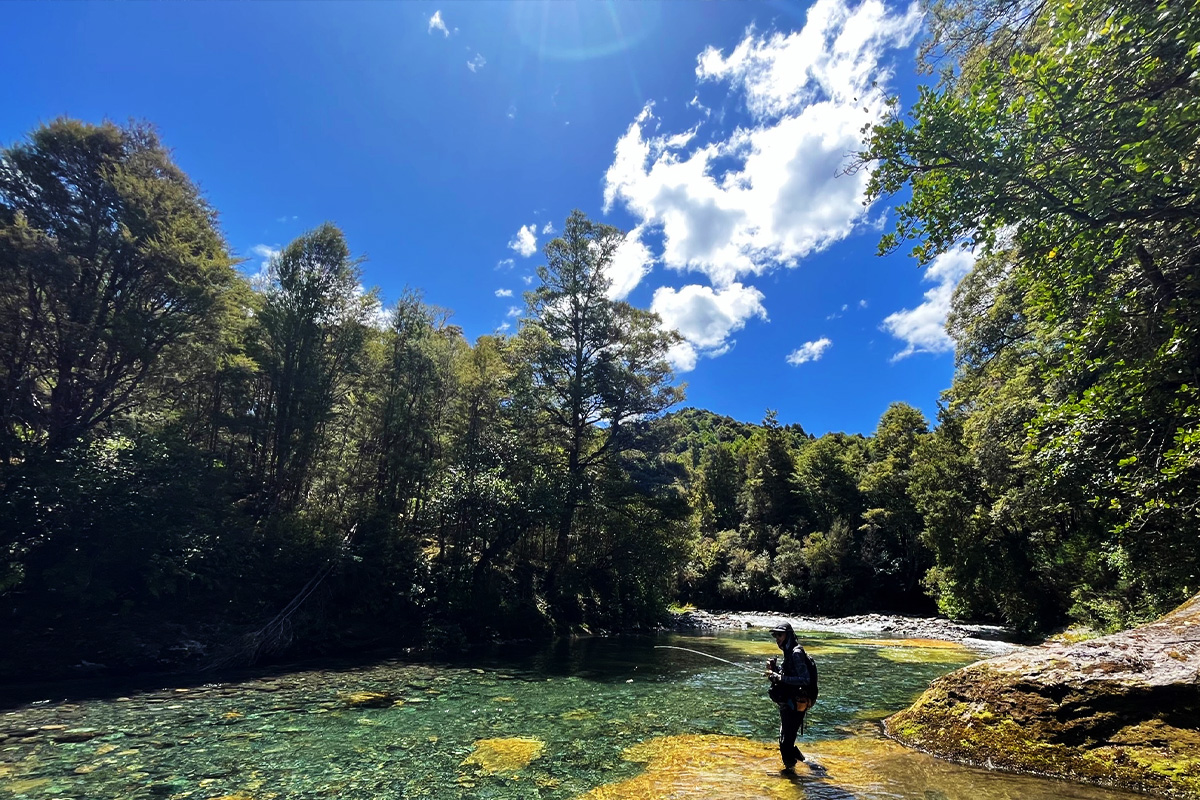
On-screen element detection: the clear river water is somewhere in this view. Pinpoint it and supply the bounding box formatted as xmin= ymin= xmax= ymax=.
xmin=0 ymin=628 xmax=1147 ymax=799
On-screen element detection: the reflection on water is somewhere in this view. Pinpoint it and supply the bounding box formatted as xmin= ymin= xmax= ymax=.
xmin=0 ymin=630 xmax=1143 ymax=799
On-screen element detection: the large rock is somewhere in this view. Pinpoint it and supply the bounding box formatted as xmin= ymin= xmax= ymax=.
xmin=885 ymin=594 xmax=1200 ymax=797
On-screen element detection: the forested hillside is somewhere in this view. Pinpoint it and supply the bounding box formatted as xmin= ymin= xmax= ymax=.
xmin=1 ymin=0 xmax=1197 ymax=674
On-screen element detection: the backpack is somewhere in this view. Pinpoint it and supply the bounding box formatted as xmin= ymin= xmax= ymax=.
xmin=800 ymin=646 xmax=819 ymax=704
xmin=768 ymin=646 xmax=819 ymax=706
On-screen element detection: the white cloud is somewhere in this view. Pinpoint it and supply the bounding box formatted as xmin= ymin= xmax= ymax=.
xmin=506 ymin=305 xmax=522 ymax=318
xmin=249 ymin=244 xmax=281 ymax=288
xmin=882 ymin=249 xmax=976 ymax=360
xmin=428 ymin=10 xmax=449 ymax=36
xmin=467 ymin=53 xmax=486 ymax=72
xmin=859 ymin=298 xmax=868 ymax=308
xmin=602 ymin=0 xmax=922 ymax=293
xmin=498 ymin=322 xmax=511 ymax=332
xmin=541 ymin=221 xmax=555 ymax=235
xmin=495 ymin=288 xmax=513 ymax=297
xmin=496 ymin=258 xmax=515 ymax=270
xmin=508 ymin=224 xmax=538 ymax=257
xmin=522 ymin=274 xmax=534 ymax=285
xmin=650 ymin=283 xmax=767 ymax=372
xmin=250 ymin=243 xmax=280 ymax=263
xmin=786 ymin=337 xmax=832 ymax=365
xmin=607 ymin=226 xmax=654 ymax=300
xmin=507 ymin=105 xmax=517 ymax=119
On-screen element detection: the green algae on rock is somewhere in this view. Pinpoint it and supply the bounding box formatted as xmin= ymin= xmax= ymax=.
xmin=885 ymin=593 xmax=1200 ymax=798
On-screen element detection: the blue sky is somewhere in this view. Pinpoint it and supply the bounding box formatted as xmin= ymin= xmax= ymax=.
xmin=2 ymin=1 xmax=974 ymax=436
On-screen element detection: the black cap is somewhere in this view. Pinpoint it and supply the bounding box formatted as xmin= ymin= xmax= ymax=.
xmin=770 ymin=623 xmax=790 ymax=634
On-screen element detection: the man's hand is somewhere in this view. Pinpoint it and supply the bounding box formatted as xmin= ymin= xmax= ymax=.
xmin=766 ymin=671 xmax=782 ymax=682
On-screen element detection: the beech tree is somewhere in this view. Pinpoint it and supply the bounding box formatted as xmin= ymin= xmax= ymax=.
xmin=0 ymin=119 xmax=235 ymax=459
xmin=859 ymin=0 xmax=1200 ymax=626
xmin=521 ymin=210 xmax=683 ymax=601
xmin=252 ymin=224 xmax=376 ymax=511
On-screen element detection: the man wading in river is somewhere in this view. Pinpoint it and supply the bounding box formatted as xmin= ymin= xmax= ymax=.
xmin=766 ymin=622 xmax=813 ymax=772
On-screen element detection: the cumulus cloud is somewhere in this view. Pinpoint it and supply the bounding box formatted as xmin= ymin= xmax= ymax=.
xmin=650 ymin=283 xmax=767 ymax=372
xmin=508 ymin=224 xmax=538 ymax=257
xmin=882 ymin=249 xmax=976 ymax=360
xmin=428 ymin=10 xmax=449 ymax=36
xmin=506 ymin=305 xmax=522 ymax=318
xmin=522 ymin=274 xmax=534 ymax=285
xmin=607 ymin=226 xmax=654 ymax=300
xmin=541 ymin=221 xmax=555 ymax=235
xmin=495 ymin=288 xmax=513 ymax=297
xmin=602 ymin=0 xmax=921 ymax=293
xmin=496 ymin=258 xmax=515 ymax=270
xmin=786 ymin=337 xmax=832 ymax=365
xmin=250 ymin=243 xmax=280 ymax=264
xmin=467 ymin=53 xmax=486 ymax=72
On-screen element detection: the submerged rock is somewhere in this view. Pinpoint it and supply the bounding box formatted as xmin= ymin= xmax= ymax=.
xmin=337 ymin=691 xmax=395 ymax=708
xmin=885 ymin=594 xmax=1200 ymax=797
xmin=461 ymin=737 xmax=545 ymax=773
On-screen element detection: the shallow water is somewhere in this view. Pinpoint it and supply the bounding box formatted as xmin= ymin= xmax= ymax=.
xmin=0 ymin=630 xmax=1144 ymax=799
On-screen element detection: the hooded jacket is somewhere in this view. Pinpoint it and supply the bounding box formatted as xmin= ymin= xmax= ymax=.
xmin=773 ymin=622 xmax=812 ymax=692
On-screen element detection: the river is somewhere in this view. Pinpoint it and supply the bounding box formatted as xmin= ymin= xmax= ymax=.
xmin=0 ymin=628 xmax=1145 ymax=799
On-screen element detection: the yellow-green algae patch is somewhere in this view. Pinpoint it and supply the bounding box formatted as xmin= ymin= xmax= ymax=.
xmin=576 ymin=734 xmax=803 ymax=799
xmin=462 ymin=737 xmax=546 ymax=774
xmin=337 ymin=690 xmax=396 ymax=708
xmin=801 ymin=644 xmax=856 ymax=657
xmin=693 ymin=632 xmax=850 ymax=660
xmin=838 ymin=637 xmax=973 ymax=649
xmin=703 ymin=638 xmax=780 ymax=659
xmin=874 ymin=646 xmax=977 ymax=665
xmin=578 ymin=730 xmax=1143 ymax=800
xmin=5 ymin=778 xmax=52 ymax=794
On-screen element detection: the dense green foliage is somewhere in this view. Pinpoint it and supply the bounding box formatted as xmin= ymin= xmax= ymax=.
xmin=4 ymin=0 xmax=1198 ymax=671
xmin=0 ymin=121 xmax=694 ymax=660
xmin=859 ymin=0 xmax=1200 ymax=629
xmin=667 ymin=405 xmax=936 ymax=615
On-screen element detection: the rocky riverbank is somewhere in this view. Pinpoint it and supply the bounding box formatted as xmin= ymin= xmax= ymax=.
xmin=665 ymin=608 xmax=1023 ymax=656
xmin=884 ymin=593 xmax=1200 ymax=798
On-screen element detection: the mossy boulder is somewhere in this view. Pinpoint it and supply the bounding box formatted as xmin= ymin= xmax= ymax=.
xmin=338 ymin=691 xmax=396 ymax=708
xmin=886 ymin=594 xmax=1200 ymax=797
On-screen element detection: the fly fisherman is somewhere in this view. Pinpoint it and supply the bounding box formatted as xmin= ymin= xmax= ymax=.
xmin=765 ymin=621 xmax=812 ymax=772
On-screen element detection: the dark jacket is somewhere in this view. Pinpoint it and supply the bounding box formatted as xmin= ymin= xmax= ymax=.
xmin=774 ymin=623 xmax=811 ymax=693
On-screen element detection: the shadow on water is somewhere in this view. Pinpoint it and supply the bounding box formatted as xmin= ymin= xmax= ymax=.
xmin=0 ymin=628 xmax=1147 ymax=800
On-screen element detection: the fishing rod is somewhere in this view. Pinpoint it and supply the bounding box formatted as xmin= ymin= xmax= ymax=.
xmin=654 ymin=645 xmax=762 ymax=675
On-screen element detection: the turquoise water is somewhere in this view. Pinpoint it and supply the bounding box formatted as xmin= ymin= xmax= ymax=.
xmin=0 ymin=630 xmax=1144 ymax=799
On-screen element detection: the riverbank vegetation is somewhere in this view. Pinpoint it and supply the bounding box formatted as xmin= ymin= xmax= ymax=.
xmin=2 ymin=0 xmax=1197 ymax=675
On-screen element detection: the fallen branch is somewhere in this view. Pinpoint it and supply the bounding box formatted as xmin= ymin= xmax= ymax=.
xmin=205 ymin=524 xmax=357 ymax=669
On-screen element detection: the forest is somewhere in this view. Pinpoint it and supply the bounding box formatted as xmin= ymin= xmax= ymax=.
xmin=1 ymin=0 xmax=1197 ymax=675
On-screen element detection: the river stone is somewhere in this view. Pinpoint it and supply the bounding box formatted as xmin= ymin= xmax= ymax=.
xmin=339 ymin=691 xmax=396 ymax=708
xmin=885 ymin=593 xmax=1200 ymax=798
xmin=50 ymin=728 xmax=101 ymax=742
